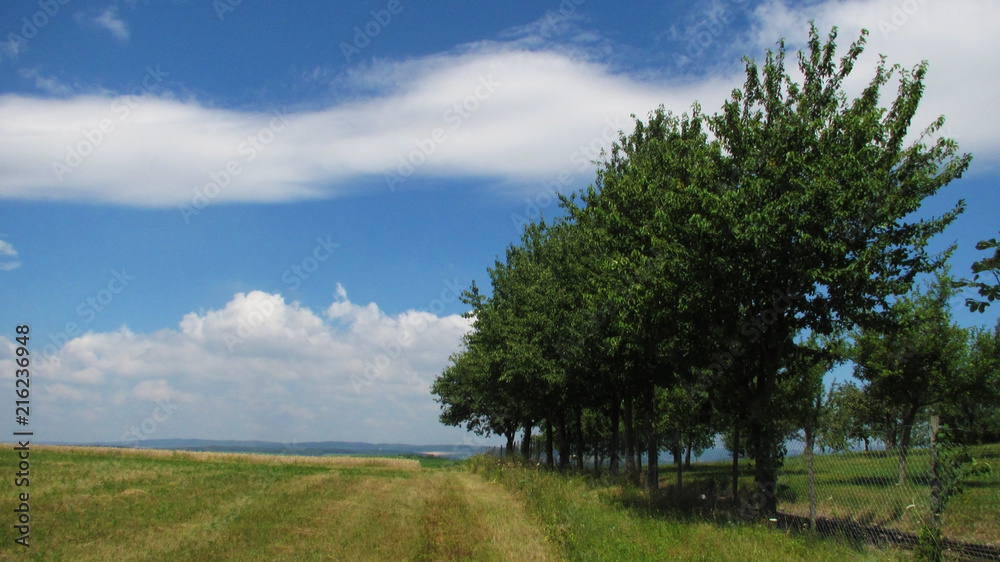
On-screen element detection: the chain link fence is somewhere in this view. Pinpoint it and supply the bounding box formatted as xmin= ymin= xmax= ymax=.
xmin=776 ymin=422 xmax=999 ymax=558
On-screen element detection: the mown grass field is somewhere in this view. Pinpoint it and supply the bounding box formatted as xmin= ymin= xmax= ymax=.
xmin=0 ymin=445 xmax=553 ymax=561
xmin=0 ymin=444 xmax=938 ymax=560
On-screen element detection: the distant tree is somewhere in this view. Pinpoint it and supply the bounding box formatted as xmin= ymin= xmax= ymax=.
xmin=852 ymin=274 xmax=972 ymax=485
xmin=785 ymin=333 xmax=846 ymax=456
xmin=821 ymin=381 xmax=882 ymax=452
xmin=939 ymin=320 xmax=1000 ymax=444
xmin=658 ymin=383 xmax=716 ymax=489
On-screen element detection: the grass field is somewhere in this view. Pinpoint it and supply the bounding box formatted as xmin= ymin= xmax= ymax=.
xmin=777 ymin=444 xmax=1000 ymax=547
xmin=0 ymin=445 xmax=939 ymax=560
xmin=662 ymin=443 xmax=1000 ymax=548
xmin=0 ymin=445 xmax=553 ymax=561
xmin=469 ymin=455 xmax=912 ymax=561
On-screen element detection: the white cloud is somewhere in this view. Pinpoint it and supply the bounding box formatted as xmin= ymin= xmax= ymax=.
xmin=745 ymin=0 xmax=1000 ymax=162
xmin=4 ymin=288 xmax=475 ymax=445
xmin=0 ymin=46 xmax=726 ymax=207
xmin=0 ymin=1 xmax=994 ymax=208
xmin=94 ymin=7 xmax=130 ymax=42
xmin=0 ymin=239 xmax=20 ymax=271
xmin=18 ymin=68 xmax=73 ymax=96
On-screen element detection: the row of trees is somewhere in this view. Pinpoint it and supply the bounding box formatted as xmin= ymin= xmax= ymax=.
xmin=431 ymin=25 xmax=992 ymax=516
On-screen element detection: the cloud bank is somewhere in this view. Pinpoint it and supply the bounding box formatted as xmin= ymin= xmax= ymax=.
xmin=1 ymin=287 xmax=475 ymax=444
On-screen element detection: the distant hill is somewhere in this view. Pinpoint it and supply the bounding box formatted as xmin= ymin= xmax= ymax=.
xmin=83 ymin=438 xmax=488 ymax=459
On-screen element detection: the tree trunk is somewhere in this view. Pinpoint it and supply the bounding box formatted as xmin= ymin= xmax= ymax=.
xmin=645 ymin=381 xmax=659 ymax=491
xmin=732 ymin=422 xmax=740 ymax=508
xmin=750 ymin=372 xmax=778 ymax=516
xmin=674 ymin=428 xmax=683 ymax=492
xmin=575 ymin=407 xmax=585 ymax=471
xmin=753 ymin=434 xmax=778 ymax=516
xmin=557 ymin=409 xmax=570 ymax=469
xmin=505 ymin=430 xmax=515 ymax=457
xmin=545 ymin=417 xmax=555 ymax=468
xmin=624 ymin=393 xmax=636 ymax=483
xmin=929 ymin=414 xmax=942 ymax=527
xmin=520 ymin=419 xmax=532 ymax=459
xmin=897 ymin=409 xmax=918 ymax=486
xmin=805 ymin=419 xmax=816 ymax=531
xmin=884 ymin=419 xmax=899 ymax=449
xmin=609 ymin=396 xmax=621 ymax=479
xmin=685 ymin=440 xmax=693 ymax=469
xmin=748 ymin=404 xmax=778 ymax=516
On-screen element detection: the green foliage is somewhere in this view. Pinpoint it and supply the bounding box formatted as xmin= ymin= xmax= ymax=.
xmin=939 ymin=320 xmax=1000 ymax=444
xmin=433 ymin=21 xmax=973 ymax=516
xmin=955 ymin=232 xmax=1000 ymax=313
xmin=851 ymin=274 xmax=978 ymax=485
xmin=821 ymin=381 xmax=877 ymax=452
xmin=915 ymin=524 xmax=943 ymax=561
xmin=933 ymin=424 xmax=994 ymax=518
xmin=851 ymin=273 xmax=971 ymax=424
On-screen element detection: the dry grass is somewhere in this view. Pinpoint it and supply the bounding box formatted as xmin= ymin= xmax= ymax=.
xmin=8 ymin=443 xmax=420 ymax=470
xmin=0 ymin=444 xmax=551 ymax=561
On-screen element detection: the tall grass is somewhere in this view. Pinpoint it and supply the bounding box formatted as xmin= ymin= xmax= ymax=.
xmin=469 ymin=455 xmax=908 ymax=561
xmin=17 ymin=443 xmax=421 ymax=470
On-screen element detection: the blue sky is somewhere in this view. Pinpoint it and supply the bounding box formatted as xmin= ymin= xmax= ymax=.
xmin=0 ymin=0 xmax=997 ymax=447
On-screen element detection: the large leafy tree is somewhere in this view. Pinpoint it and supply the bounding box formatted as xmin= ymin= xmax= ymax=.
xmin=703 ymin=24 xmax=969 ymax=513
xmin=565 ymin=102 xmax=729 ymax=490
xmin=432 ymin=344 xmax=521 ymax=453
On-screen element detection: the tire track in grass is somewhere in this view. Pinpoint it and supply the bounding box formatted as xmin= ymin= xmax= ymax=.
xmin=412 ymin=471 xmax=556 ymax=561
xmin=450 ymin=471 xmax=557 ymax=561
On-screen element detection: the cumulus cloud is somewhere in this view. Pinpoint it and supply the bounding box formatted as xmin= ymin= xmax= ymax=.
xmin=94 ymin=7 xmax=130 ymax=42
xmin=0 ymin=239 xmax=20 ymax=271
xmin=3 ymin=288 xmax=473 ymax=444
